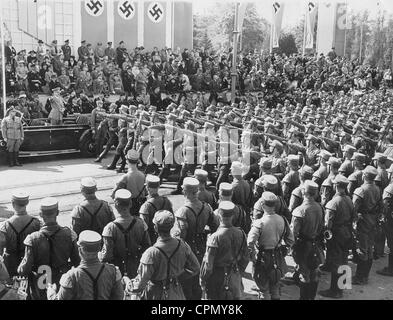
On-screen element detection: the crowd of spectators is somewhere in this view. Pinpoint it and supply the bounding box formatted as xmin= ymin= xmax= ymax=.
xmin=1 ymin=38 xmax=393 ymax=120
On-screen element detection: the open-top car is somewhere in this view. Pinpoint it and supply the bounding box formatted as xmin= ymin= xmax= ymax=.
xmin=0 ymin=115 xmax=96 ymax=165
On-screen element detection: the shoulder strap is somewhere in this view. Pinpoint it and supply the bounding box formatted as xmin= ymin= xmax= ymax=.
xmin=147 ymin=200 xmax=158 ymax=212
xmin=7 ymin=217 xmax=36 ymax=257
xmin=230 ymin=230 xmax=246 ymax=267
xmin=135 ymin=185 xmax=146 ymax=199
xmin=41 ymin=227 xmax=63 ymax=267
xmin=80 ymin=264 xmax=106 ymax=300
xmin=81 ymin=201 xmax=104 ymax=230
xmin=185 ymin=203 xmax=205 ymax=234
xmin=275 ymin=216 xmax=288 ymax=250
xmin=154 ymin=239 xmax=181 ymax=282
xmin=113 ymin=219 xmax=138 ymax=276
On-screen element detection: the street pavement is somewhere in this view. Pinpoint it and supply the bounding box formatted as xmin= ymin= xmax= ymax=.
xmin=1 ymin=153 xmax=393 ymax=300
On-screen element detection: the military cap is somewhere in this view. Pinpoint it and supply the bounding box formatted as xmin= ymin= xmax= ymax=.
xmin=129 ymin=105 xmax=137 ymax=111
xmin=270 ymin=140 xmax=284 ymax=151
xmin=303 ymin=180 xmax=319 ymax=194
xmin=342 ymin=144 xmax=356 ymax=153
xmin=182 ymin=177 xmax=199 ymax=191
xmin=219 ymin=183 xmax=233 ymax=196
xmin=52 ymin=87 xmax=61 ymax=93
xmin=372 ymin=152 xmax=387 ymax=162
xmin=299 ymin=165 xmax=314 ymax=180
xmin=114 ymin=189 xmax=132 ymax=201
xmin=77 ymin=230 xmax=102 ymax=252
xmin=204 ymin=122 xmax=214 ymax=129
xmin=306 ymin=134 xmax=318 ymax=143
xmin=332 ymin=174 xmax=349 ymax=187
xmin=259 ymin=157 xmax=273 ymax=170
xmin=287 ymin=154 xmax=299 ymax=166
xmin=327 ymin=157 xmax=342 ymax=168
xmin=218 ymin=201 xmax=235 ymax=217
xmin=40 ymin=197 xmax=58 ymax=214
xmin=194 ymin=169 xmax=208 ymax=182
xmin=38 ymin=39 xmax=44 ymax=44
xmin=318 ymin=150 xmax=332 ymax=161
xmin=153 ymin=210 xmax=175 ymax=230
xmin=261 ymin=191 xmax=277 ymax=207
xmin=52 ymin=40 xmax=57 ymax=44
xmin=126 ymin=149 xmax=140 ymax=162
xmin=262 ymin=175 xmax=278 ymax=191
xmin=81 ymin=40 xmax=86 ymax=44
xmin=146 ymin=175 xmax=160 ymax=188
xmin=80 ymin=177 xmax=97 ymax=193
xmin=363 ymin=166 xmax=378 ymax=179
xmin=19 ymin=92 xmax=27 ymax=98
xmin=351 ymin=152 xmax=366 ymax=163
xmin=12 ymin=191 xmax=29 ymax=205
xmin=166 ymin=113 xmax=177 ymax=121
xmin=231 ymin=161 xmax=244 ymax=176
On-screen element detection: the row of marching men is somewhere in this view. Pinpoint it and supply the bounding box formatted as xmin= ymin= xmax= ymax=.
xmin=1 ymin=148 xmax=393 ymax=300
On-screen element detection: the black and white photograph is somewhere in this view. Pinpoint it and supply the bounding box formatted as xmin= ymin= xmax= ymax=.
xmin=1 ymin=0 xmax=393 ymax=306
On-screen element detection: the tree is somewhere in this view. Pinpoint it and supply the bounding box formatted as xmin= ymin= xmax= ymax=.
xmin=278 ymin=33 xmax=298 ymax=55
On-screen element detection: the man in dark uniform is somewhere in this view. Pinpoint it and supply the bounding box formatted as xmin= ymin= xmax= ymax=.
xmin=111 ymin=150 xmax=147 ymax=215
xmin=18 ymin=197 xmax=80 ymax=300
xmin=338 ymin=145 xmax=356 ymax=177
xmin=61 ymin=39 xmax=72 ymax=62
xmin=269 ymin=140 xmax=286 ymax=179
xmin=377 ymin=180 xmax=393 ymax=276
xmin=194 ymin=169 xmax=217 ymax=210
xmin=291 ymin=181 xmax=325 ymax=300
xmin=0 ymin=191 xmax=40 ymax=278
xmin=319 ymin=175 xmax=354 ymax=298
xmin=348 ymin=152 xmax=366 ymax=197
xmin=139 ymin=175 xmax=173 ymax=244
xmin=173 ymin=177 xmax=218 ymax=300
xmin=71 ymin=177 xmax=115 ymax=236
xmin=282 ymin=155 xmax=301 ymax=206
xmin=47 ymin=230 xmax=124 ymax=300
xmin=128 ymin=210 xmax=200 ymax=300
xmin=231 ymin=161 xmax=253 ymax=216
xmin=90 ymin=100 xmax=107 ymax=158
xmin=320 ymin=157 xmax=342 ymax=207
xmin=352 ymin=166 xmax=382 ymax=285
xmin=101 ymin=189 xmax=151 ymax=278
xmin=200 ymin=201 xmax=249 ymax=300
xmin=288 ymin=166 xmax=314 ymax=214
xmin=95 ymin=103 xmax=118 ymax=162
xmin=248 ymin=192 xmax=294 ymax=300
xmin=312 ymin=150 xmax=332 ymax=188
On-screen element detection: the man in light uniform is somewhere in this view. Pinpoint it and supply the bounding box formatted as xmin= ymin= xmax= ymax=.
xmin=1 ymin=107 xmax=24 ymax=167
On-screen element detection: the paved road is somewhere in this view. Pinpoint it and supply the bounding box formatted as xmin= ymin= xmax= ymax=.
xmin=1 ymin=154 xmax=393 ymax=300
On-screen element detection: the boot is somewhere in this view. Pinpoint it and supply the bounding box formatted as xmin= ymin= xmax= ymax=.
xmin=299 ymin=282 xmax=308 ymax=300
xmin=14 ymin=152 xmax=22 ymax=166
xmin=7 ymin=152 xmax=14 ymax=167
xmin=107 ymin=154 xmax=120 ymax=170
xmin=363 ymin=259 xmax=373 ymax=282
xmin=116 ymin=161 xmax=126 ymax=173
xmin=307 ymin=281 xmax=319 ymax=300
xmin=319 ymin=273 xmax=343 ymax=299
xmin=352 ymin=260 xmax=367 ymax=285
xmin=376 ymin=253 xmax=393 ymax=276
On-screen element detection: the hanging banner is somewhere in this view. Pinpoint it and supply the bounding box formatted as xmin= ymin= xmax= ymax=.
xmin=271 ymin=2 xmax=284 ymax=48
xmin=305 ymin=1 xmax=317 ymax=49
xmin=316 ymin=1 xmax=336 ymax=55
xmin=144 ymin=1 xmax=166 ymax=49
xmin=173 ymin=1 xmax=193 ymax=50
xmin=334 ymin=3 xmax=351 ymax=56
xmin=81 ymin=0 xmax=108 ymax=46
xmin=114 ymin=0 xmax=138 ymax=49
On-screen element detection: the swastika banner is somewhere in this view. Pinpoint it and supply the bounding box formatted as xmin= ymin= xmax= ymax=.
xmin=81 ymin=0 xmax=108 ymax=46
xmin=114 ymin=0 xmax=138 ymax=49
xmin=144 ymin=1 xmax=166 ymax=49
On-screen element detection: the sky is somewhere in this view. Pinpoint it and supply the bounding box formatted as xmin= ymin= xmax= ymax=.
xmin=193 ymin=0 xmax=393 ymax=28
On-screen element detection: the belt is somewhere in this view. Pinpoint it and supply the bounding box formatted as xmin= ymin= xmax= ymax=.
xmin=151 ymin=277 xmax=178 ymax=286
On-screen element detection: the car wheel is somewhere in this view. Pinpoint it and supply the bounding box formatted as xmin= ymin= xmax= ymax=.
xmin=79 ymin=129 xmax=96 ymax=157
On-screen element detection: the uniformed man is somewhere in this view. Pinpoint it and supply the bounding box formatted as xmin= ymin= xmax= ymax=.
xmin=288 ymin=166 xmax=314 ymax=214
xmin=320 ymin=157 xmax=342 ymax=207
xmin=282 ymin=155 xmax=301 ymax=206
xmin=101 ymin=189 xmax=151 ymax=278
xmin=173 ymin=177 xmax=218 ymax=300
xmin=95 ymin=103 xmax=118 ymax=162
xmin=269 ymin=140 xmax=286 ymax=179
xmin=194 ymin=169 xmax=217 ymax=210
xmin=46 ymin=230 xmax=124 ymax=300
xmin=305 ymin=134 xmax=320 ymax=169
xmin=200 ymin=201 xmax=249 ymax=300
xmin=140 ymin=175 xmax=173 ymax=244
xmin=376 ymin=177 xmax=393 ymax=276
xmin=319 ymin=175 xmax=354 ymax=298
xmin=348 ymin=152 xmax=366 ymax=197
xmin=352 ymin=166 xmax=382 ymax=285
xmin=112 ymin=150 xmax=147 ymax=215
xmin=373 ymin=153 xmax=389 ymax=259
xmin=71 ymin=177 xmax=115 ymax=236
xmin=90 ymin=100 xmax=107 ymax=158
xmin=0 ymin=191 xmax=40 ymax=278
xmin=1 ymin=107 xmax=24 ymax=167
xmin=128 ymin=210 xmax=200 ymax=300
xmin=215 ymin=183 xmax=249 ymax=232
xmin=312 ymin=150 xmax=332 ymax=188
xmin=291 ymin=181 xmax=325 ymax=300
xmin=248 ymin=192 xmax=294 ymax=300
xmin=338 ymin=145 xmax=356 ymax=177
xmin=18 ymin=197 xmax=80 ymax=300
xmin=231 ymin=161 xmax=253 ymax=216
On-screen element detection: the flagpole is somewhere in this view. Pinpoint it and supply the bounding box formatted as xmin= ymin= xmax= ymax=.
xmin=302 ymin=10 xmax=307 ymax=56
xmin=343 ymin=0 xmax=348 ymax=57
xmin=0 ymin=0 xmax=6 ymax=118
xmin=231 ymin=2 xmax=240 ymax=104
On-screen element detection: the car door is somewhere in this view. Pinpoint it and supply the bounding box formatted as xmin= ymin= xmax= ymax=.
xmin=49 ymin=124 xmax=87 ymax=151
